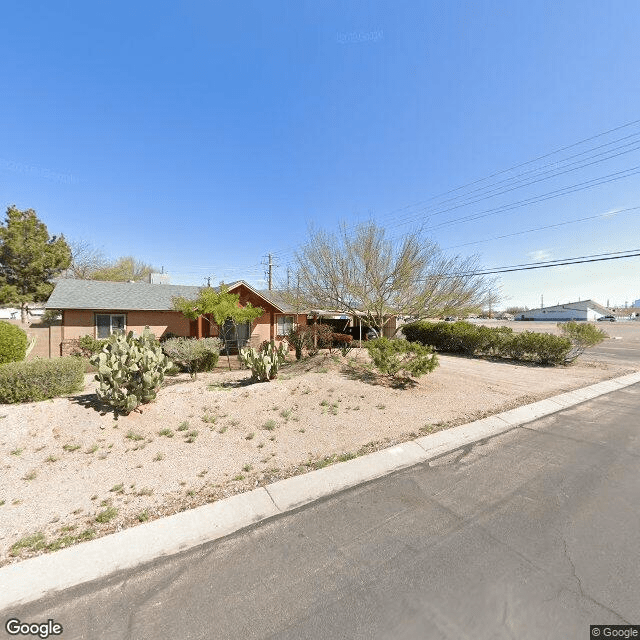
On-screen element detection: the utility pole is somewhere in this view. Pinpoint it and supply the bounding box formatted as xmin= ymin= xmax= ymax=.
xmin=268 ymin=254 xmax=273 ymax=291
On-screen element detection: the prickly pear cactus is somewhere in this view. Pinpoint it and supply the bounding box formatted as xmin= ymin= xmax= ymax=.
xmin=239 ymin=340 xmax=287 ymax=381
xmin=90 ymin=327 xmax=172 ymax=413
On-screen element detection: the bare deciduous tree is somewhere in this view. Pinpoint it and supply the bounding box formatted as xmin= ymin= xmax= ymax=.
xmin=66 ymin=241 xmax=155 ymax=282
xmin=67 ymin=239 xmax=109 ymax=279
xmin=90 ymin=256 xmax=156 ymax=282
xmin=283 ymin=222 xmax=499 ymax=336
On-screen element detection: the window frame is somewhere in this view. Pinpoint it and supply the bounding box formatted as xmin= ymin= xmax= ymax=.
xmin=276 ymin=314 xmax=296 ymax=337
xmin=95 ymin=313 xmax=127 ymax=339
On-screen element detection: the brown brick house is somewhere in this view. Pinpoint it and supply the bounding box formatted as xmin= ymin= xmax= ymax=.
xmin=45 ymin=279 xmax=307 ymax=356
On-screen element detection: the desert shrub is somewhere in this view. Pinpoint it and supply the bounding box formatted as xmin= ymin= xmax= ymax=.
xmin=91 ymin=328 xmax=172 ymax=414
xmin=304 ymin=324 xmax=334 ymax=354
xmin=403 ymin=321 xmax=471 ymax=353
xmin=332 ymin=332 xmax=352 ymax=356
xmin=286 ymin=326 xmax=311 ymax=360
xmin=286 ymin=324 xmax=334 ymax=358
xmin=162 ymin=337 xmax=221 ymax=378
xmin=558 ymin=321 xmax=607 ymax=363
xmin=240 ymin=340 xmax=288 ymax=381
xmin=404 ymin=320 xmax=571 ymax=365
xmin=69 ymin=334 xmax=108 ymax=358
xmin=365 ymin=337 xmax=439 ymax=380
xmin=331 ymin=333 xmax=353 ymax=356
xmin=0 ymin=321 xmax=28 ymax=364
xmin=0 ymin=357 xmax=84 ymax=403
xmin=505 ymin=331 xmax=572 ymax=365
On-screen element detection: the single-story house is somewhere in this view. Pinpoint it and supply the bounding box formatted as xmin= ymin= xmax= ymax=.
xmin=45 ymin=279 xmax=308 ymax=356
xmin=519 ymin=299 xmax=610 ymax=321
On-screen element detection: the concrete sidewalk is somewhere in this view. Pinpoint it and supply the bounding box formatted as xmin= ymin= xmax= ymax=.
xmin=1 ymin=370 xmax=640 ymax=611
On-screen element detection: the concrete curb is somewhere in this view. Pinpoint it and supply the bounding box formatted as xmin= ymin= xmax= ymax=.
xmin=2 ymin=371 xmax=639 ymax=611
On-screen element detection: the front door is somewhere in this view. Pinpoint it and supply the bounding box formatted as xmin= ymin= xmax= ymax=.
xmin=235 ymin=321 xmax=250 ymax=347
xmin=221 ymin=320 xmax=251 ymax=353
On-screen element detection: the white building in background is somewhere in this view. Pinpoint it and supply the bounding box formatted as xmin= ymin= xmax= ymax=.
xmin=519 ymin=299 xmax=610 ymax=321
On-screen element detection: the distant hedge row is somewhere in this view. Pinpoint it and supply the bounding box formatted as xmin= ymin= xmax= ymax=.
xmin=0 ymin=357 xmax=85 ymax=404
xmin=402 ymin=321 xmax=573 ymax=365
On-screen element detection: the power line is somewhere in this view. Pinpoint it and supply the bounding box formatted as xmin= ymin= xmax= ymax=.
xmin=443 ymin=205 xmax=640 ymax=250
xmin=432 ymin=249 xmax=640 ymax=278
xmin=413 ymin=166 xmax=640 ymax=232
xmin=271 ymin=160 xmax=640 ymax=265
xmin=385 ymin=140 xmax=640 ymax=231
xmin=273 ymin=165 xmax=640 ymax=267
xmin=269 ymin=117 xmax=640 ymax=262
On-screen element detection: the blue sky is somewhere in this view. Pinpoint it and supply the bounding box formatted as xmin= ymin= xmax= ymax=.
xmin=2 ymin=1 xmax=640 ymax=309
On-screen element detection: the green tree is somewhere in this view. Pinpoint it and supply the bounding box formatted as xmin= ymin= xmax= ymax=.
xmin=0 ymin=206 xmax=72 ymax=323
xmin=172 ymin=285 xmax=264 ymax=369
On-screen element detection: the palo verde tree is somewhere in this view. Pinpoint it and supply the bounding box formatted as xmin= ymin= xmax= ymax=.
xmin=172 ymin=285 xmax=263 ymax=369
xmin=284 ymin=221 xmax=499 ymax=337
xmin=0 ymin=206 xmax=72 ymax=323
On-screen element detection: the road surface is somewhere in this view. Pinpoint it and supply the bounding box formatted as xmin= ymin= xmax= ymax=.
xmin=3 ymin=384 xmax=639 ymax=639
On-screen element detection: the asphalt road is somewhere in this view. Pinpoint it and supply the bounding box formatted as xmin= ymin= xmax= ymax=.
xmin=3 ymin=384 xmax=640 ymax=640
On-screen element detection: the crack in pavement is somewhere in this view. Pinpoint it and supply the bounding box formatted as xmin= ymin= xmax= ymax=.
xmin=561 ymin=537 xmax=630 ymax=624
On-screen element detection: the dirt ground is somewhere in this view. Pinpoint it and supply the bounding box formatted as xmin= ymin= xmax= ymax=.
xmin=0 ymin=345 xmax=635 ymax=564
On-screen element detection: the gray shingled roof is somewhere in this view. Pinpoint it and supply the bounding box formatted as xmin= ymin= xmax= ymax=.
xmin=45 ymin=279 xmax=297 ymax=313
xmin=46 ymin=279 xmax=206 ymax=311
xmin=254 ymin=289 xmax=299 ymax=313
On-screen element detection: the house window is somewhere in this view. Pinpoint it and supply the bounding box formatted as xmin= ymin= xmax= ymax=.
xmin=276 ymin=315 xmax=295 ymax=336
xmin=96 ymin=314 xmax=126 ymax=339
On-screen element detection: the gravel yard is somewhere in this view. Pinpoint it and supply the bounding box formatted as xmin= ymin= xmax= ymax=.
xmin=0 ymin=346 xmax=634 ymax=564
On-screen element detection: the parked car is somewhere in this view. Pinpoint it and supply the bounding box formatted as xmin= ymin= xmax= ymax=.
xmin=597 ymin=315 xmax=616 ymax=322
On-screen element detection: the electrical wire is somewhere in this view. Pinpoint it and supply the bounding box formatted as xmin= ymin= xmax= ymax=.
xmin=429 ymin=249 xmax=640 ymax=278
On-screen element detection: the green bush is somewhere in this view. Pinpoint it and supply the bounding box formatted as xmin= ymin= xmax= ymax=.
xmin=0 ymin=321 xmax=28 ymax=364
xmin=70 ymin=335 xmax=108 ymax=358
xmin=558 ymin=321 xmax=607 ymax=363
xmin=162 ymin=337 xmax=221 ymax=378
xmin=91 ymin=328 xmax=172 ymax=414
xmin=0 ymin=357 xmax=84 ymax=403
xmin=403 ymin=320 xmax=571 ymax=365
xmin=365 ymin=337 xmax=439 ymax=380
xmin=505 ymin=331 xmax=572 ymax=365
